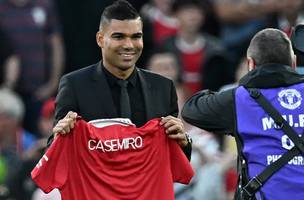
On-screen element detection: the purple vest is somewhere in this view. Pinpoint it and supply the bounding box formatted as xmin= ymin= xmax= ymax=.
xmin=235 ymin=84 xmax=304 ymax=199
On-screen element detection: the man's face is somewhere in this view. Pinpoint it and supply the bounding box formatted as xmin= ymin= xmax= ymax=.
xmin=176 ymin=6 xmax=204 ymax=34
xmin=148 ymin=53 xmax=179 ymax=81
xmin=97 ymin=18 xmax=143 ymax=73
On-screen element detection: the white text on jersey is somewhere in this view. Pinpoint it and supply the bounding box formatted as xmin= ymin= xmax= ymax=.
xmin=88 ymin=136 xmax=143 ymax=152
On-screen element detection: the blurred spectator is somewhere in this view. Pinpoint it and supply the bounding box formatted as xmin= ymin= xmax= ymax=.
xmin=0 ymin=88 xmax=36 ymax=155
xmin=162 ymin=0 xmax=233 ymax=93
xmin=140 ymin=0 xmax=179 ymax=66
xmin=0 ymin=88 xmax=31 ymax=199
xmin=0 ymin=28 xmax=20 ymax=89
xmin=190 ymin=128 xmax=235 ymax=200
xmin=146 ymin=50 xmax=191 ymax=115
xmin=175 ymin=127 xmax=236 ymax=200
xmin=277 ymin=0 xmax=304 ymax=36
xmin=0 ymin=0 xmax=65 ymax=135
xmin=11 ymin=98 xmax=56 ymax=200
xmin=141 ymin=0 xmax=179 ymax=46
xmin=214 ymin=0 xmax=278 ymax=66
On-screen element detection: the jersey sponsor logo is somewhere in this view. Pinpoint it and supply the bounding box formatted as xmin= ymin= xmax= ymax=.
xmin=278 ymin=89 xmax=302 ymax=110
xmin=88 ymin=136 xmax=143 ymax=152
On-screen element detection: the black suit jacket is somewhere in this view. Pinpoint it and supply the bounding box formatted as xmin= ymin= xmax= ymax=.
xmin=54 ymin=62 xmax=191 ymax=158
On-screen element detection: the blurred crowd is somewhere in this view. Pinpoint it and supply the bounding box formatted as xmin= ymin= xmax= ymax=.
xmin=0 ymin=0 xmax=303 ymax=199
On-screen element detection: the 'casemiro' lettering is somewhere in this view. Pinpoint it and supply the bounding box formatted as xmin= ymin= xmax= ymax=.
xmin=88 ymin=136 xmax=143 ymax=152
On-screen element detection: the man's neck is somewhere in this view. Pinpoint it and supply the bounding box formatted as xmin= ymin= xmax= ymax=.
xmin=103 ymin=63 xmax=135 ymax=80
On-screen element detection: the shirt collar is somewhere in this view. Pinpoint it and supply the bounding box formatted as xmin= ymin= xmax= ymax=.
xmin=239 ymin=63 xmax=304 ymax=88
xmin=102 ymin=66 xmax=137 ymax=87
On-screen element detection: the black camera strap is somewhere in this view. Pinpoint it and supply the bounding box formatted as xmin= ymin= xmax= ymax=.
xmin=240 ymin=88 xmax=304 ymax=199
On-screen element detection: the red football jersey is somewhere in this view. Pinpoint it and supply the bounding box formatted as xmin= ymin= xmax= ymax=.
xmin=31 ymin=118 xmax=194 ymax=200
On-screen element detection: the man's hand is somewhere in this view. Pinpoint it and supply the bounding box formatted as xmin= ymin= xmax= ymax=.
xmin=160 ymin=116 xmax=189 ymax=147
xmin=52 ymin=111 xmax=78 ymax=137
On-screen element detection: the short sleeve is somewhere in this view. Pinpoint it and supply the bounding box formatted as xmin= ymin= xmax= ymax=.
xmin=31 ymin=134 xmax=70 ymax=193
xmin=169 ymin=140 xmax=194 ymax=184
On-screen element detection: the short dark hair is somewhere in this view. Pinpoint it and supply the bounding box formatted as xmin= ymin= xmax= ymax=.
xmin=247 ymin=28 xmax=293 ymax=66
xmin=100 ymin=0 xmax=140 ymax=28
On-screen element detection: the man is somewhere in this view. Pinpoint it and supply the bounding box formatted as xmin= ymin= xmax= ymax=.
xmin=182 ymin=28 xmax=304 ymax=199
xmin=162 ymin=0 xmax=233 ymax=93
xmin=52 ymin=0 xmax=191 ymax=158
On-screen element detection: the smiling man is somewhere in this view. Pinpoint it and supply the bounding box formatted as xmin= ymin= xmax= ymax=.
xmin=51 ymin=0 xmax=191 ymax=157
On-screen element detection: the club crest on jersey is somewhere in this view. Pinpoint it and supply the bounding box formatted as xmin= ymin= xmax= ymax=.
xmin=278 ymin=89 xmax=302 ymax=110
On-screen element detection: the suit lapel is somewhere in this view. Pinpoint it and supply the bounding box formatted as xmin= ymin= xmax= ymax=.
xmin=92 ymin=62 xmax=118 ymax=117
xmin=138 ymin=69 xmax=154 ymax=120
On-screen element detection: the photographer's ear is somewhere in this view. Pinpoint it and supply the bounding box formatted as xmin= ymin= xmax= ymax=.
xmin=247 ymin=57 xmax=256 ymax=71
